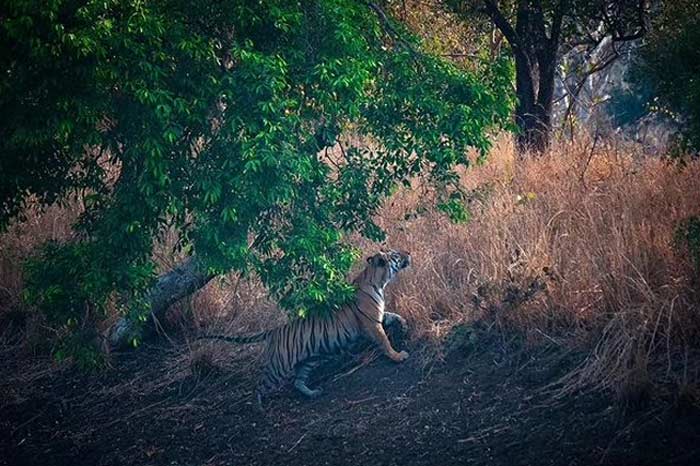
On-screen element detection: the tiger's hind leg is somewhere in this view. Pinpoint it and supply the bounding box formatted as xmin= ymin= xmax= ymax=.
xmin=256 ymin=361 xmax=293 ymax=411
xmin=294 ymin=360 xmax=323 ymax=398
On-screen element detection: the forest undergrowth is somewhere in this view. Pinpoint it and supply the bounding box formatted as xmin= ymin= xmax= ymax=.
xmin=2 ymin=133 xmax=699 ymax=406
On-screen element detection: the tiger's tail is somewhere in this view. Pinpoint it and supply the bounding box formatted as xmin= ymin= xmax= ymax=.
xmin=197 ymin=331 xmax=268 ymax=345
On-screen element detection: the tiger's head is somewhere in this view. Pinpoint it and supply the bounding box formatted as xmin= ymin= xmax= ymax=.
xmin=364 ymin=249 xmax=411 ymax=289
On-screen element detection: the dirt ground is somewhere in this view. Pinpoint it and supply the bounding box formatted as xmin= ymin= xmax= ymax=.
xmin=2 ymin=331 xmax=700 ymax=466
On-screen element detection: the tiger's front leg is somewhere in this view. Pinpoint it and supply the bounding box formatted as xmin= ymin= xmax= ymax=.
xmin=366 ymin=323 xmax=409 ymax=363
xmin=383 ymin=311 xmax=408 ymax=331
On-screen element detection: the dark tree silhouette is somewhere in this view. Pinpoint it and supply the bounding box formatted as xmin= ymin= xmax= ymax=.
xmin=451 ymin=0 xmax=650 ymax=153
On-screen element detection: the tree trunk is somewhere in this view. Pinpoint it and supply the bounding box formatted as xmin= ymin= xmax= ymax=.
xmin=482 ymin=0 xmax=563 ymax=155
xmin=514 ymin=48 xmax=557 ymax=154
xmin=108 ymin=256 xmax=215 ymax=349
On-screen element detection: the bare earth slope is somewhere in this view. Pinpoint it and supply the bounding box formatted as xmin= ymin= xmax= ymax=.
xmin=2 ymin=336 xmax=699 ymax=466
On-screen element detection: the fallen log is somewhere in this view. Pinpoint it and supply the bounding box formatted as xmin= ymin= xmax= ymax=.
xmin=108 ymin=256 xmax=215 ymax=349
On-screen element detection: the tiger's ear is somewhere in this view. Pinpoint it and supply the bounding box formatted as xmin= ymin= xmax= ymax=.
xmin=367 ymin=255 xmax=383 ymax=266
xmin=369 ymin=255 xmax=387 ymax=267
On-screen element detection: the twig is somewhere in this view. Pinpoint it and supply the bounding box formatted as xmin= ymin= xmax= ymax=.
xmin=560 ymin=48 xmax=620 ymax=138
xmin=458 ymin=423 xmax=512 ymax=443
xmin=287 ymin=432 xmax=307 ymax=453
xmin=366 ymin=2 xmax=419 ymax=58
xmin=99 ymin=398 xmax=169 ymax=429
xmin=331 ymin=351 xmax=379 ymax=382
xmin=346 ymin=395 xmax=378 ymax=406
xmin=579 ymin=129 xmax=600 ymax=185
xmin=534 ymin=328 xmax=561 ymax=347
xmin=440 ymin=53 xmax=479 ymax=59
xmin=11 ymin=410 xmax=46 ymax=434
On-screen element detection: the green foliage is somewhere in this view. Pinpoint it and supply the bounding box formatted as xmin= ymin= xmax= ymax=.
xmin=2 ymin=0 xmax=512 ymax=355
xmin=437 ymin=190 xmax=472 ymax=224
xmin=54 ymin=332 xmax=105 ymax=371
xmin=445 ymin=322 xmax=481 ymax=356
xmin=624 ymin=0 xmax=700 ymax=149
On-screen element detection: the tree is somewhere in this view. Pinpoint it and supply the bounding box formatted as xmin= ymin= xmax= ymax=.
xmin=628 ymin=0 xmax=700 ymax=150
xmin=1 ymin=0 xmax=512 ymax=356
xmin=448 ymin=0 xmax=650 ymax=153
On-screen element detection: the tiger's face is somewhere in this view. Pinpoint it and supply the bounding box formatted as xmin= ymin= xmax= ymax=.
xmin=365 ymin=249 xmax=411 ymax=288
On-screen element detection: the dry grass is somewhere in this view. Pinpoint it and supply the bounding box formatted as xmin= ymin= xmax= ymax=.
xmin=376 ymin=134 xmax=700 ymax=402
xmin=0 ymin=198 xmax=80 ymax=349
xmin=2 ymin=133 xmax=700 ymax=403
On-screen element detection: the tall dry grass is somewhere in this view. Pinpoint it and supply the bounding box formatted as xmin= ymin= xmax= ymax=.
xmin=0 ymin=198 xmax=80 ymax=348
xmin=2 ymin=133 xmax=700 ymax=402
xmin=377 ymin=135 xmax=700 ymax=402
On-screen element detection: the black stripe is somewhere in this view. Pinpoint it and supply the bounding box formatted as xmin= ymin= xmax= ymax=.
xmin=353 ymin=302 xmax=383 ymax=325
xmin=302 ymin=334 xmax=312 ymax=358
xmin=321 ymin=320 xmax=330 ymax=353
xmin=337 ymin=316 xmax=350 ymax=340
xmin=284 ymin=329 xmax=293 ymax=362
xmin=270 ymin=362 xmax=282 ymax=382
xmin=336 ymin=315 xmax=347 ymax=333
xmin=309 ymin=321 xmax=317 ymax=351
xmin=289 ymin=323 xmax=297 ymax=360
xmin=198 ymin=331 xmax=267 ymax=344
xmin=358 ymin=288 xmax=383 ymax=307
xmin=287 ymin=326 xmax=297 ymax=368
xmin=295 ymin=323 xmax=304 ymax=359
xmin=340 ymin=315 xmax=356 ymax=342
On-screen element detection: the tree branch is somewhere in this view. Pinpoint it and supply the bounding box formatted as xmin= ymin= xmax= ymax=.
xmin=550 ymin=0 xmax=568 ymax=45
xmin=366 ymin=2 xmax=419 ymax=56
xmin=606 ymin=0 xmax=648 ymax=43
xmin=482 ymin=0 xmax=520 ymax=50
xmin=531 ymin=0 xmax=548 ymax=42
xmin=108 ymin=256 xmax=215 ymax=349
xmin=558 ymin=46 xmax=620 ymax=132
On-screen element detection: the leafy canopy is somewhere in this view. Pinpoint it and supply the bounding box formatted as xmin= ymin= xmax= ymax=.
xmin=1 ymin=0 xmax=512 ymax=345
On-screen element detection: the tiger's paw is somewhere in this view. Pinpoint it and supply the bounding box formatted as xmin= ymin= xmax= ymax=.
xmin=394 ymin=350 xmax=409 ymax=362
xmin=295 ymin=379 xmax=324 ymax=398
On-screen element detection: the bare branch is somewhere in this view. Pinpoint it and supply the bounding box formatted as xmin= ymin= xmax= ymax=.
xmin=482 ymin=0 xmax=520 ymax=50
xmin=559 ymin=47 xmax=620 ymax=130
xmin=440 ymin=52 xmax=480 ymax=59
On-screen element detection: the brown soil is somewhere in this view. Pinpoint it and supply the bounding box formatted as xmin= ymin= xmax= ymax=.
xmin=1 ymin=333 xmax=699 ymax=466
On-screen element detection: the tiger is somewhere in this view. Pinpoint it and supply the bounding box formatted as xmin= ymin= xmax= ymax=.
xmin=198 ymin=249 xmax=411 ymax=406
